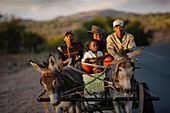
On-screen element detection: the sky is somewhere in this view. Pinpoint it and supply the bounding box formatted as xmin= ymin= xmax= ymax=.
xmin=0 ymin=0 xmax=170 ymax=21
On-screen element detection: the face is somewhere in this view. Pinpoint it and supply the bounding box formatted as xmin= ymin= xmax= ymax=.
xmin=64 ymin=33 xmax=74 ymax=45
xmin=113 ymin=25 xmax=124 ymax=38
xmin=89 ymin=41 xmax=98 ymax=52
xmin=29 ymin=55 xmax=61 ymax=106
xmin=92 ymin=33 xmax=103 ymax=41
xmin=40 ymin=73 xmax=61 ymax=106
xmin=117 ymin=61 xmax=134 ymax=93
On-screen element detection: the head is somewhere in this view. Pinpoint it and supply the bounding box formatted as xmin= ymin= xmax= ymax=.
xmin=63 ymin=29 xmax=74 ymax=45
xmin=113 ymin=19 xmax=124 ymax=38
xmin=88 ymin=39 xmax=98 ymax=52
xmin=112 ymin=47 xmax=144 ymax=93
xmin=29 ymin=54 xmax=62 ymax=106
xmin=88 ymin=25 xmax=105 ymax=42
xmin=114 ymin=59 xmax=136 ymax=93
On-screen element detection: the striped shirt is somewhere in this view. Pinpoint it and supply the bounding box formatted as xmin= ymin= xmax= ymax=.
xmin=106 ymin=32 xmax=136 ymax=59
xmin=57 ymin=42 xmax=83 ymax=65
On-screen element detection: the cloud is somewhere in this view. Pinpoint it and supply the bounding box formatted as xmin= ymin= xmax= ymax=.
xmin=128 ymin=0 xmax=170 ymax=4
xmin=83 ymin=0 xmax=91 ymax=2
xmin=74 ymin=0 xmax=125 ymax=12
xmin=31 ymin=5 xmax=42 ymax=12
xmin=0 ymin=0 xmax=169 ymax=21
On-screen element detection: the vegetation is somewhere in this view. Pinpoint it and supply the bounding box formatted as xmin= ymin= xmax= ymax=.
xmin=74 ymin=16 xmax=153 ymax=46
xmin=0 ymin=12 xmax=169 ymax=54
xmin=0 ymin=16 xmax=47 ymax=54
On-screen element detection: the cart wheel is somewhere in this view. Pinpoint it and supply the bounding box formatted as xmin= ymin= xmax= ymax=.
xmin=141 ymin=83 xmax=155 ymax=113
xmin=138 ymin=83 xmax=144 ymax=113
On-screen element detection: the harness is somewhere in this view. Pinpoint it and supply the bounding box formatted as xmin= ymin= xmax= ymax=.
xmin=110 ymin=59 xmax=136 ymax=94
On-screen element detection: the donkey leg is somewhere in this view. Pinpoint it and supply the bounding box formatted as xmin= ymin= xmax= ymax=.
xmin=124 ymin=101 xmax=132 ymax=113
xmin=68 ymin=103 xmax=75 ymax=113
xmin=75 ymin=101 xmax=81 ymax=113
xmin=54 ymin=106 xmax=62 ymax=113
xmin=113 ymin=102 xmax=123 ymax=113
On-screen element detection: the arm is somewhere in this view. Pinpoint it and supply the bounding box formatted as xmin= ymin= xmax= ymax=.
xmin=96 ymin=54 xmax=109 ymax=60
xmin=82 ymin=52 xmax=97 ymax=63
xmin=106 ymin=35 xmax=122 ymax=59
xmin=127 ymin=34 xmax=136 ymax=52
xmin=76 ymin=43 xmax=84 ymax=61
xmin=85 ymin=51 xmax=107 ymax=63
xmin=58 ymin=47 xmax=71 ymax=64
xmin=83 ymin=41 xmax=89 ymax=55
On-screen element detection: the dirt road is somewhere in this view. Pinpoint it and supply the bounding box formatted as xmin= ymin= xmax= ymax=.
xmin=0 ymin=54 xmax=56 ymax=113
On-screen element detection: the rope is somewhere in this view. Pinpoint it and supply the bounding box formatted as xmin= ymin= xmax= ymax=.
xmin=67 ymin=47 xmax=70 ymax=58
xmin=105 ymin=85 xmax=117 ymax=100
xmin=68 ymin=66 xmax=112 ymax=84
xmin=80 ymin=62 xmax=107 ymax=68
xmin=62 ymin=67 xmax=111 ymax=95
xmin=59 ymin=91 xmax=84 ymax=98
xmin=42 ymin=93 xmax=49 ymax=113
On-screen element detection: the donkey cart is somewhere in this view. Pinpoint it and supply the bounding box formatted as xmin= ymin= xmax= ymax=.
xmin=29 ymin=48 xmax=159 ymax=113
xmin=37 ymin=67 xmax=159 ymax=113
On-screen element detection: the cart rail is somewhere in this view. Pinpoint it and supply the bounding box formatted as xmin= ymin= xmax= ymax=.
xmin=37 ymin=96 xmax=160 ymax=102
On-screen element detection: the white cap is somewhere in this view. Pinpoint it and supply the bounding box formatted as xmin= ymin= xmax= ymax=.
xmin=113 ymin=19 xmax=124 ymax=28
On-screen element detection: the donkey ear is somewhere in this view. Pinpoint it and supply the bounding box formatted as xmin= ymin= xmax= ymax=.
xmin=127 ymin=47 xmax=144 ymax=58
xmin=48 ymin=54 xmax=56 ymax=69
xmin=29 ymin=60 xmax=43 ymax=72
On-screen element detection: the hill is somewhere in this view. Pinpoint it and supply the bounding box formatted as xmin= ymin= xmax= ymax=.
xmin=51 ymin=9 xmax=131 ymax=21
xmin=22 ymin=10 xmax=170 ymax=46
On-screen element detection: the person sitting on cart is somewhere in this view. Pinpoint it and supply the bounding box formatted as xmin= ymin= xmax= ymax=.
xmin=106 ymin=19 xmax=137 ymax=87
xmin=84 ymin=25 xmax=107 ymax=54
xmin=56 ymin=29 xmax=83 ymax=71
xmin=82 ymin=39 xmax=104 ymax=74
xmin=84 ymin=25 xmax=112 ymax=66
xmin=106 ymin=19 xmax=137 ymax=61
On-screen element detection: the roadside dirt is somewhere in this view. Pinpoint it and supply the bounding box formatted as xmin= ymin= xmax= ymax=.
xmin=0 ymin=53 xmax=56 ymax=113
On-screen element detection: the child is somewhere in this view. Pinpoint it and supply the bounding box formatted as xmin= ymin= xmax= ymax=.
xmin=57 ymin=29 xmax=83 ymax=71
xmin=82 ymin=39 xmax=103 ymax=74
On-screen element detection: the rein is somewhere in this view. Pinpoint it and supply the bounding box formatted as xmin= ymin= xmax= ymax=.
xmin=62 ymin=66 xmax=111 ymax=95
xmin=54 ymin=69 xmax=82 ymax=96
xmin=111 ymin=59 xmax=136 ymax=94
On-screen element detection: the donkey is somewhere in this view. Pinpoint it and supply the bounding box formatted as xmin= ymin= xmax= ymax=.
xmin=29 ymin=54 xmax=84 ymax=113
xmin=105 ymin=47 xmax=143 ymax=113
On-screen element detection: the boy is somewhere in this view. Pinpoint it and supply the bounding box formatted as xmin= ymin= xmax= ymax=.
xmin=57 ymin=29 xmax=83 ymax=70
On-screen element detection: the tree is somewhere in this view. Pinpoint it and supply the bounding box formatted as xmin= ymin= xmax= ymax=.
xmin=0 ymin=15 xmax=47 ymax=54
xmin=0 ymin=18 xmax=25 ymax=53
xmin=47 ymin=35 xmax=64 ymax=49
xmin=125 ymin=19 xmax=153 ymax=46
xmin=22 ymin=32 xmax=47 ymax=52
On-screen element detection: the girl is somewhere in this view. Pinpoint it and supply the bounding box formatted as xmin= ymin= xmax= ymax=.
xmin=82 ymin=39 xmax=103 ymax=74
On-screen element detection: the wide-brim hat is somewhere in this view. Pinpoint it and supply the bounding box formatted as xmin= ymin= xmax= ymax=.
xmin=87 ymin=25 xmax=105 ymax=34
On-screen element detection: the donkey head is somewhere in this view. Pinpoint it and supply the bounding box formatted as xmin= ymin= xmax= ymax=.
xmin=29 ymin=54 xmax=62 ymax=106
xmin=112 ymin=47 xmax=143 ymax=93
xmin=113 ymin=59 xmax=136 ymax=93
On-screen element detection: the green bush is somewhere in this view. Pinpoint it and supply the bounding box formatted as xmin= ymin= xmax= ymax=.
xmin=0 ymin=16 xmax=47 ymax=54
xmin=125 ymin=19 xmax=153 ymax=46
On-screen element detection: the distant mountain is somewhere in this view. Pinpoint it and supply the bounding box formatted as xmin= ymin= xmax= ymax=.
xmin=51 ymin=9 xmax=132 ymax=21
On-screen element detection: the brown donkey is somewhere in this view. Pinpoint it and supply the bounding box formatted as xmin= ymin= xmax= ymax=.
xmin=30 ymin=54 xmax=84 ymax=113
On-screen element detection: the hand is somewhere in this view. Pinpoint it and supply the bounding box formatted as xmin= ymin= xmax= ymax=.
xmin=63 ymin=58 xmax=72 ymax=64
xmin=75 ymin=55 xmax=80 ymax=60
xmin=117 ymin=49 xmax=125 ymax=55
xmin=104 ymin=52 xmax=109 ymax=55
xmin=117 ymin=49 xmax=129 ymax=55
xmin=89 ymin=58 xmax=97 ymax=63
